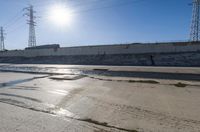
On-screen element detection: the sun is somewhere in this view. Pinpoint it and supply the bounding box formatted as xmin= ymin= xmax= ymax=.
xmin=48 ymin=4 xmax=74 ymax=27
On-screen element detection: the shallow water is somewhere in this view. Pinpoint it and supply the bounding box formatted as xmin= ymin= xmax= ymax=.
xmin=1 ymin=65 xmax=200 ymax=81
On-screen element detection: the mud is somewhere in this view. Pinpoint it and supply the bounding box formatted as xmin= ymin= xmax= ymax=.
xmin=79 ymin=118 xmax=138 ymax=132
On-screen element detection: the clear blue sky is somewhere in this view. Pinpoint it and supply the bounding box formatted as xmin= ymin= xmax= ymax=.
xmin=0 ymin=0 xmax=192 ymax=49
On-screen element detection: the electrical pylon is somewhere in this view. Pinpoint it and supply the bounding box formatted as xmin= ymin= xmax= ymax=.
xmin=190 ymin=0 xmax=200 ymax=42
xmin=0 ymin=27 xmax=5 ymax=51
xmin=24 ymin=5 xmax=36 ymax=47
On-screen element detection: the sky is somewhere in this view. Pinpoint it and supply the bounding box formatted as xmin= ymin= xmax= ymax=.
xmin=0 ymin=0 xmax=192 ymax=49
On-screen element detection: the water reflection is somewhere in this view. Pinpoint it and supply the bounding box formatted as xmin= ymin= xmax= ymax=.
xmin=0 ymin=76 xmax=47 ymax=88
xmin=1 ymin=65 xmax=199 ymax=81
xmin=45 ymin=103 xmax=75 ymax=117
xmin=0 ymin=65 xmax=81 ymax=75
xmin=48 ymin=89 xmax=69 ymax=95
xmin=54 ymin=108 xmax=74 ymax=117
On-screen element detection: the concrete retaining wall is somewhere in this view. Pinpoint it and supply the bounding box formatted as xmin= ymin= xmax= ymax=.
xmin=0 ymin=42 xmax=200 ymax=66
xmin=0 ymin=42 xmax=200 ymax=57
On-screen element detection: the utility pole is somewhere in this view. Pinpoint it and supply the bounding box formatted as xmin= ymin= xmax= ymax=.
xmin=190 ymin=0 xmax=200 ymax=42
xmin=24 ymin=5 xmax=36 ymax=47
xmin=0 ymin=27 xmax=5 ymax=51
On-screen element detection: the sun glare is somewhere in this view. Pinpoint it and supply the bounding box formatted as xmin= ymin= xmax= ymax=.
xmin=48 ymin=4 xmax=74 ymax=27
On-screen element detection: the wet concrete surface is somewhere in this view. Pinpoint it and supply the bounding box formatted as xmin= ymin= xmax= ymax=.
xmin=0 ymin=64 xmax=200 ymax=132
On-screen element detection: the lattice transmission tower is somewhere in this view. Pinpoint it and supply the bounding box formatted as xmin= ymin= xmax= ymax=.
xmin=0 ymin=27 xmax=5 ymax=51
xmin=24 ymin=5 xmax=37 ymax=47
xmin=190 ymin=0 xmax=200 ymax=42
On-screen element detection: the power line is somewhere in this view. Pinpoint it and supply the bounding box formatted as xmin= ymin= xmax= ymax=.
xmin=4 ymin=16 xmax=24 ymax=30
xmin=37 ymin=0 xmax=146 ymax=22
xmin=4 ymin=0 xmax=145 ymax=29
xmin=3 ymin=10 xmax=23 ymax=28
xmin=33 ymin=0 xmax=107 ymax=8
xmin=34 ymin=0 xmax=109 ymax=14
xmin=6 ymin=23 xmax=26 ymax=34
xmin=72 ymin=0 xmax=145 ymax=14
xmin=1 ymin=0 xmax=147 ymax=49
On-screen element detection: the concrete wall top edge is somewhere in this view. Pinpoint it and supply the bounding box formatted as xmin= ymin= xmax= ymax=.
xmin=1 ymin=42 xmax=200 ymax=57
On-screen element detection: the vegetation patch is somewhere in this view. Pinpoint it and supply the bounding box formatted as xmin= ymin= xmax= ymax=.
xmin=80 ymin=118 xmax=138 ymax=132
xmin=128 ymin=80 xmax=159 ymax=84
xmin=93 ymin=69 xmax=109 ymax=72
xmin=49 ymin=75 xmax=86 ymax=81
xmin=49 ymin=77 xmax=73 ymax=81
xmin=81 ymin=118 xmax=108 ymax=126
xmin=93 ymin=129 xmax=111 ymax=132
xmin=174 ymin=82 xmax=187 ymax=87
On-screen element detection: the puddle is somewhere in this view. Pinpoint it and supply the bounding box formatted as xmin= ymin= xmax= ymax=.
xmin=89 ymin=76 xmax=160 ymax=84
xmin=0 ymin=76 xmax=48 ymax=88
xmin=0 ymin=65 xmax=80 ymax=75
xmin=0 ymin=79 xmax=33 ymax=88
xmin=48 ymin=90 xmax=69 ymax=96
xmin=53 ymin=108 xmax=75 ymax=117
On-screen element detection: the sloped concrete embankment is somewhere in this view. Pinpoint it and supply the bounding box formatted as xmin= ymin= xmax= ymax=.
xmin=0 ymin=51 xmax=200 ymax=66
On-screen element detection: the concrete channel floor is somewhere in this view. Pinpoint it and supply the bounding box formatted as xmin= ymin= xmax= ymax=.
xmin=0 ymin=64 xmax=200 ymax=132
